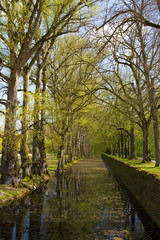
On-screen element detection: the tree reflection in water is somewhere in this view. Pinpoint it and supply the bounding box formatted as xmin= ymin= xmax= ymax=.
xmin=0 ymin=158 xmax=159 ymax=239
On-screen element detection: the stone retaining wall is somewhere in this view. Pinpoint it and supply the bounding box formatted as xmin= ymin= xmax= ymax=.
xmin=102 ymin=154 xmax=160 ymax=227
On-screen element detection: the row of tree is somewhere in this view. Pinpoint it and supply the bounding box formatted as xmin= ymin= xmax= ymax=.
xmin=92 ymin=0 xmax=160 ymax=165
xmin=0 ymin=0 xmax=99 ymax=185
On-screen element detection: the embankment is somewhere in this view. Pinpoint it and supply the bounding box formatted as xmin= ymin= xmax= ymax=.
xmin=102 ymin=153 xmax=160 ymax=227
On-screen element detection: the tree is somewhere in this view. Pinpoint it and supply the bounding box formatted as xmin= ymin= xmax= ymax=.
xmin=95 ymin=0 xmax=160 ymax=165
xmin=0 ymin=0 xmax=46 ymax=184
xmin=0 ymin=0 xmax=98 ymax=184
xmin=20 ymin=54 xmax=39 ymax=178
xmin=47 ymin=35 xmax=97 ymax=172
xmin=98 ymin=0 xmax=160 ymax=35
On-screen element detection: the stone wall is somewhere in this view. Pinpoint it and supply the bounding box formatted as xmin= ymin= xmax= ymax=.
xmin=102 ymin=154 xmax=160 ymax=227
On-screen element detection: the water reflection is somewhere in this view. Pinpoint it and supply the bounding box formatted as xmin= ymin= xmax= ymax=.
xmin=0 ymin=158 xmax=159 ymax=239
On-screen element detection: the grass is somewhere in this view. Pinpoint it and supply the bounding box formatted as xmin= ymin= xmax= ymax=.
xmin=47 ymin=153 xmax=58 ymax=173
xmin=106 ymin=154 xmax=160 ymax=178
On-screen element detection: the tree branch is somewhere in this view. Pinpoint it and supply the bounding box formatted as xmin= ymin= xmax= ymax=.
xmin=0 ymin=72 xmax=10 ymax=82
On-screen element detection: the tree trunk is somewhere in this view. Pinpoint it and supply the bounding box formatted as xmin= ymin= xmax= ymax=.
xmin=75 ymin=129 xmax=81 ymax=158
xmin=57 ymin=147 xmax=64 ymax=173
xmin=118 ymin=135 xmax=121 ymax=157
xmin=65 ymin=134 xmax=70 ymax=163
xmin=1 ymin=72 xmax=20 ymax=185
xmin=142 ymin=124 xmax=150 ymax=162
xmin=113 ymin=144 xmax=116 ymax=155
xmin=156 ymin=0 xmax=160 ymax=12
xmin=127 ymin=135 xmax=130 ymax=157
xmin=150 ymin=78 xmax=160 ymax=166
xmin=32 ymin=60 xmax=42 ymax=175
xmin=56 ymin=135 xmax=65 ymax=173
xmin=153 ymin=117 xmax=160 ymax=166
xmin=137 ymin=25 xmax=158 ymax=163
xmin=124 ymin=137 xmax=128 ymax=159
xmin=80 ymin=130 xmax=85 ymax=157
xmin=20 ymin=67 xmax=31 ymax=178
xmin=38 ymin=67 xmax=48 ymax=174
xmin=121 ymin=132 xmax=124 ymax=158
xmin=69 ymin=132 xmax=73 ymax=162
xmin=130 ymin=126 xmax=136 ymax=159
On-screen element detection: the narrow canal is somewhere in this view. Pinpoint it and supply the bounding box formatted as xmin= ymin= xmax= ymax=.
xmin=0 ymin=157 xmax=160 ymax=240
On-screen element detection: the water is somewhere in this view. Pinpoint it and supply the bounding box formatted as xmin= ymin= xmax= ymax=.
xmin=0 ymin=157 xmax=159 ymax=240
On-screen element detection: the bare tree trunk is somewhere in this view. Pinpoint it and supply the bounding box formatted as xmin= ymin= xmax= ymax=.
xmin=56 ymin=135 xmax=65 ymax=173
xmin=32 ymin=60 xmax=41 ymax=175
xmin=57 ymin=147 xmax=64 ymax=173
xmin=137 ymin=24 xmax=159 ymax=165
xmin=150 ymin=78 xmax=160 ymax=166
xmin=74 ymin=130 xmax=78 ymax=157
xmin=38 ymin=67 xmax=48 ymax=174
xmin=69 ymin=132 xmax=73 ymax=162
xmin=121 ymin=132 xmax=124 ymax=158
xmin=153 ymin=117 xmax=160 ymax=166
xmin=80 ymin=130 xmax=85 ymax=157
xmin=130 ymin=126 xmax=136 ymax=159
xmin=65 ymin=133 xmax=70 ymax=163
xmin=142 ymin=123 xmax=150 ymax=162
xmin=124 ymin=137 xmax=128 ymax=159
xmin=1 ymin=72 xmax=20 ymax=185
xmin=118 ymin=135 xmax=121 ymax=157
xmin=77 ymin=130 xmax=81 ymax=157
xmin=20 ymin=67 xmax=31 ymax=178
xmin=127 ymin=135 xmax=130 ymax=158
xmin=113 ymin=144 xmax=116 ymax=155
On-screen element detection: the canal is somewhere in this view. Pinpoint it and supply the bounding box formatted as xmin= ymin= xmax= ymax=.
xmin=0 ymin=157 xmax=160 ymax=239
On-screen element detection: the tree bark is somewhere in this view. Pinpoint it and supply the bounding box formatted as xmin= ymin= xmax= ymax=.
xmin=142 ymin=123 xmax=150 ymax=162
xmin=121 ymin=132 xmax=124 ymax=158
xmin=38 ymin=67 xmax=48 ymax=174
xmin=124 ymin=137 xmax=128 ymax=159
xmin=113 ymin=143 xmax=116 ymax=155
xmin=150 ymin=78 xmax=160 ymax=166
xmin=153 ymin=117 xmax=160 ymax=166
xmin=69 ymin=131 xmax=73 ymax=162
xmin=1 ymin=72 xmax=20 ymax=185
xmin=56 ymin=135 xmax=65 ymax=173
xmin=130 ymin=126 xmax=136 ymax=159
xmin=118 ymin=135 xmax=121 ymax=157
xmin=137 ymin=23 xmax=159 ymax=165
xmin=20 ymin=67 xmax=31 ymax=178
xmin=32 ymin=59 xmax=41 ymax=175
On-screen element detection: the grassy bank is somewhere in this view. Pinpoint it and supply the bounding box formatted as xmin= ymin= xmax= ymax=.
xmin=0 ymin=154 xmax=58 ymax=206
xmin=105 ymin=154 xmax=160 ymax=178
